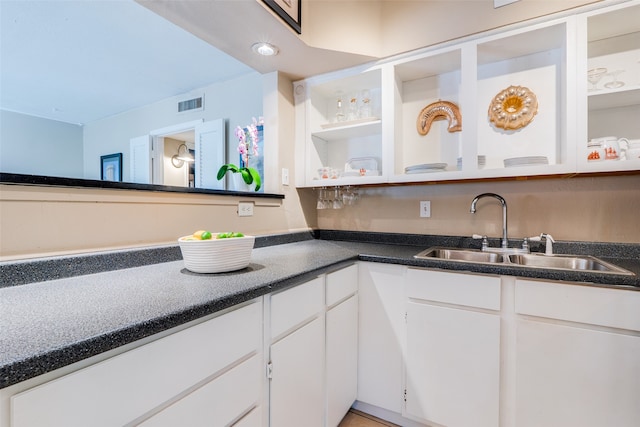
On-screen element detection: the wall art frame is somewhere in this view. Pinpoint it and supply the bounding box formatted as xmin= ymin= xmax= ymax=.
xmin=263 ymin=0 xmax=301 ymax=34
xmin=100 ymin=153 xmax=123 ymax=182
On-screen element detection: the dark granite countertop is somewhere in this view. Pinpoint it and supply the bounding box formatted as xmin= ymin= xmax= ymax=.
xmin=1 ymin=231 xmax=638 ymax=389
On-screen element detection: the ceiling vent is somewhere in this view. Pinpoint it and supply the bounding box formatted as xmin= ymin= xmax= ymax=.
xmin=178 ymin=95 xmax=204 ymax=113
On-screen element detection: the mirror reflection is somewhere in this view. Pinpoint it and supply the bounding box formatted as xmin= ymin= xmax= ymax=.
xmin=0 ymin=0 xmax=264 ymax=191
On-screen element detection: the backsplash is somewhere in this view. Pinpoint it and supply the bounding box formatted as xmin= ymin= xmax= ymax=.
xmin=314 ymin=174 xmax=640 ymax=244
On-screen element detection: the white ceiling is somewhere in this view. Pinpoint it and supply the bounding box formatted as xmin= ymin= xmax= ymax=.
xmin=0 ymin=0 xmax=257 ymax=125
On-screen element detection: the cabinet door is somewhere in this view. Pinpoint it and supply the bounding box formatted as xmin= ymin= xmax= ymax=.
xmin=357 ymin=262 xmax=406 ymax=413
xmin=326 ymin=294 xmax=358 ymax=427
xmin=405 ymin=302 xmax=500 ymax=427
xmin=270 ymin=316 xmax=324 ymax=427
xmin=516 ymin=319 xmax=640 ymax=427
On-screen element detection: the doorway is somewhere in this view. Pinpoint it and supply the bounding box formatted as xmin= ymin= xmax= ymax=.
xmin=149 ymin=120 xmax=202 ymax=188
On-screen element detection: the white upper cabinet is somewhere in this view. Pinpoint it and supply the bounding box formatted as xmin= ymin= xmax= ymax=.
xmin=294 ymin=65 xmax=384 ymax=187
xmin=389 ymin=47 xmax=463 ymax=182
xmin=578 ymin=1 xmax=640 ymax=172
xmin=294 ymin=0 xmax=639 ymax=188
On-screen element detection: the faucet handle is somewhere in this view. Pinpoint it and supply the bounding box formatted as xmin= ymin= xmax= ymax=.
xmin=473 ymin=234 xmax=489 ymax=251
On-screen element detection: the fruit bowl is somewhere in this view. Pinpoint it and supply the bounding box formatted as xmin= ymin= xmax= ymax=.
xmin=178 ymin=234 xmax=255 ymax=273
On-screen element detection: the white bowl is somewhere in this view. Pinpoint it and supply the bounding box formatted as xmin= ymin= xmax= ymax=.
xmin=178 ymin=234 xmax=255 ymax=273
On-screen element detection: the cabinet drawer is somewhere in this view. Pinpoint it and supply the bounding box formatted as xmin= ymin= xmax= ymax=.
xmin=233 ymin=406 xmax=262 ymax=427
xmin=407 ymin=268 xmax=501 ymax=310
xmin=140 ymin=354 xmax=262 ymax=427
xmin=270 ymin=276 xmax=324 ymax=339
xmin=11 ymin=301 xmax=262 ymax=427
xmin=326 ymin=263 xmax=358 ymax=307
xmin=515 ymin=279 xmax=640 ymax=331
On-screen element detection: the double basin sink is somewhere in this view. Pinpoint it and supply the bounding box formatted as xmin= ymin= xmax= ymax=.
xmin=414 ymin=247 xmax=634 ymax=275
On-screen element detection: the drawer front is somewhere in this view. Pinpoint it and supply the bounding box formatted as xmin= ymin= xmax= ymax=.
xmin=407 ymin=268 xmax=501 ymax=310
xmin=515 ymin=279 xmax=640 ymax=331
xmin=233 ymin=406 xmax=262 ymax=427
xmin=326 ymin=263 xmax=358 ymax=307
xmin=140 ymin=355 xmax=262 ymax=427
xmin=270 ymin=276 xmax=324 ymax=339
xmin=11 ymin=301 xmax=262 ymax=427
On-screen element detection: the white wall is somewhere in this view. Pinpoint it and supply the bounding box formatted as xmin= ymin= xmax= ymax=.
xmin=82 ymin=71 xmax=263 ymax=181
xmin=0 ymin=110 xmax=84 ymax=178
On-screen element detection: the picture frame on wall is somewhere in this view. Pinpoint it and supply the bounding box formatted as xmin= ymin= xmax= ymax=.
xmin=100 ymin=153 xmax=123 ymax=182
xmin=263 ymin=0 xmax=301 ymax=34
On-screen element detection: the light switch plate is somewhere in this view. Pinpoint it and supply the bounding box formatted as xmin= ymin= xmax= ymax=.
xmin=282 ymin=168 xmax=289 ymax=186
xmin=238 ymin=202 xmax=254 ymax=217
xmin=420 ymin=201 xmax=431 ymax=218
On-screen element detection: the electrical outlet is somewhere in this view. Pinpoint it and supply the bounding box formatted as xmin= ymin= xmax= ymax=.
xmin=238 ymin=202 xmax=254 ymax=217
xmin=281 ymin=168 xmax=289 ymax=186
xmin=420 ymin=201 xmax=431 ymax=218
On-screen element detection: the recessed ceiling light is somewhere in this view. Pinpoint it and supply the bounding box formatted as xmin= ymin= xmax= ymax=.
xmin=251 ymin=42 xmax=279 ymax=56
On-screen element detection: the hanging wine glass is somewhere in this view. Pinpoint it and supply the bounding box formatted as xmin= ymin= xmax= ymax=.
xmin=587 ymin=68 xmax=607 ymax=91
xmin=604 ymin=70 xmax=625 ymax=89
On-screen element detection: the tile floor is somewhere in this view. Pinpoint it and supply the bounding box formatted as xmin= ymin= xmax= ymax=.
xmin=338 ymin=409 xmax=399 ymax=427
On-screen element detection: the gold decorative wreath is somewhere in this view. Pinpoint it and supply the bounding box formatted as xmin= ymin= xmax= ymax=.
xmin=416 ymin=100 xmax=462 ymax=136
xmin=488 ymin=85 xmax=538 ymax=130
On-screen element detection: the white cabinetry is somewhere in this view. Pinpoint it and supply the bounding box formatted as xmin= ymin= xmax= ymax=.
xmin=579 ymin=1 xmax=640 ymax=172
xmin=404 ymin=269 xmax=501 ymax=427
xmin=294 ymin=1 xmax=639 ymax=188
xmin=10 ymin=300 xmax=263 ymax=427
xmin=356 ymin=262 xmax=407 ymax=413
xmin=513 ymin=279 xmax=640 ymax=427
xmin=294 ymin=67 xmax=384 ymax=187
xmin=325 ymin=265 xmax=359 ymax=427
xmin=268 ymin=277 xmax=325 ymax=427
xmin=267 ymin=264 xmax=359 ymax=427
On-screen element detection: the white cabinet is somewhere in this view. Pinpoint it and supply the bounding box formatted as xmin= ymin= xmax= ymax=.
xmin=513 ymin=279 xmax=640 ymax=427
xmin=267 ymin=264 xmax=359 ymax=427
xmin=579 ymin=1 xmax=640 ymax=173
xmin=10 ymin=300 xmax=263 ymax=427
xmin=325 ymin=264 xmax=359 ymax=427
xmin=269 ymin=316 xmax=325 ymax=427
xmin=356 ymin=262 xmax=407 ymax=413
xmin=140 ymin=355 xmax=262 ymax=427
xmin=404 ymin=269 xmax=501 ymax=427
xmin=268 ymin=276 xmax=325 ymax=427
xmin=294 ymin=67 xmax=384 ymax=187
xmin=294 ymin=1 xmax=639 ymax=188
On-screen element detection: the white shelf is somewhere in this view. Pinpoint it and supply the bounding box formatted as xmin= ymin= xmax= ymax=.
xmin=588 ymin=86 xmax=640 ymax=110
xmin=311 ymin=119 xmax=382 ymax=142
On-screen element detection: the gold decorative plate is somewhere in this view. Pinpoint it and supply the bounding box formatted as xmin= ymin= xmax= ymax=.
xmin=417 ymin=100 xmax=462 ymax=136
xmin=488 ymin=85 xmax=538 ymax=130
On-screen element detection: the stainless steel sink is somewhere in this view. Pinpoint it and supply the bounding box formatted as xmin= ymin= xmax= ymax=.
xmin=414 ymin=247 xmax=504 ymax=264
xmin=507 ymin=253 xmax=634 ymax=275
xmin=414 ymin=247 xmax=634 ymax=275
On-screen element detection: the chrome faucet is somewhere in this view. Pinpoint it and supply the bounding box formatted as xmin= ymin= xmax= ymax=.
xmin=470 ymin=193 xmax=508 ymax=249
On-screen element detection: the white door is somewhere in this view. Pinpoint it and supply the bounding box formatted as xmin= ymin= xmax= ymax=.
xmin=405 ymin=302 xmax=501 ymax=427
xmin=195 ymin=118 xmax=225 ymax=190
xmin=515 ymin=319 xmax=640 ymax=427
xmin=326 ymin=295 xmax=358 ymax=427
xmin=129 ymin=135 xmax=152 ymax=184
xmin=270 ymin=316 xmax=324 ymax=427
xmin=357 ymin=262 xmax=406 ymax=413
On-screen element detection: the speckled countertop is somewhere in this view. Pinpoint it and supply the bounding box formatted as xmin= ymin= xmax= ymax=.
xmin=1 ymin=231 xmax=639 ymax=389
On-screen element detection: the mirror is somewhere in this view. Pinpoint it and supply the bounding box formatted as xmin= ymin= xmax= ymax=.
xmin=0 ymin=0 xmax=267 ymax=193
